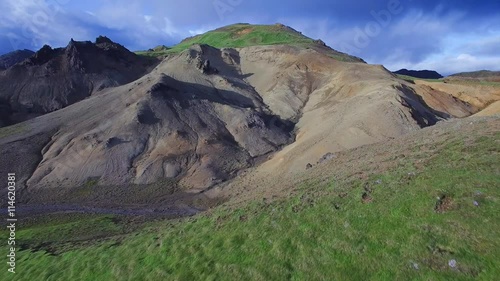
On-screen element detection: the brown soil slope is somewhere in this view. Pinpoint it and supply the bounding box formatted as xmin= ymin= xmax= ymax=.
xmin=212 ymin=116 xmax=500 ymax=206
xmin=410 ymin=80 xmax=500 ymax=117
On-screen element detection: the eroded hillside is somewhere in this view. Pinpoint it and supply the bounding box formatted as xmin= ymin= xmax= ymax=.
xmin=0 ymin=39 xmax=441 ymax=197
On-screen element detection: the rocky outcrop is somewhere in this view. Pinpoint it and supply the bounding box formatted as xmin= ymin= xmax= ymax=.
xmin=0 ymin=37 xmax=159 ymax=126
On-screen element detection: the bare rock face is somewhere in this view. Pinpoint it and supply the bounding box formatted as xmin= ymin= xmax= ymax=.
xmin=25 ymin=44 xmax=57 ymax=66
xmin=0 ymin=37 xmax=159 ymax=126
xmin=0 ymin=99 xmax=12 ymax=127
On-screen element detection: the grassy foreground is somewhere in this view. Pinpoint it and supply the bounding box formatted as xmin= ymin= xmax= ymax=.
xmin=2 ymin=132 xmax=499 ymax=280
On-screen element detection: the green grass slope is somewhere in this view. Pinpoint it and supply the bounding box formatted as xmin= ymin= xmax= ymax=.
xmin=449 ymin=70 xmax=500 ymax=79
xmin=444 ymin=71 xmax=500 ymax=87
xmin=2 ymin=120 xmax=499 ymax=280
xmin=137 ymin=23 xmax=312 ymax=56
xmin=136 ymin=23 xmax=362 ymax=62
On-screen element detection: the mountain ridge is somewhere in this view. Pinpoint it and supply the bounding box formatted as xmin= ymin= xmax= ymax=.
xmin=137 ymin=23 xmax=365 ymax=63
xmin=0 ymin=49 xmax=35 ymax=70
xmin=393 ymin=69 xmax=443 ymax=79
xmin=0 ymin=36 xmax=159 ymax=127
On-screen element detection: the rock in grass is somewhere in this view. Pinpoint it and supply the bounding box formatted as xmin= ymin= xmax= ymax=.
xmin=317 ymin=152 xmax=336 ymax=164
xmin=361 ymin=192 xmax=373 ymax=203
xmin=410 ymin=262 xmax=419 ymax=270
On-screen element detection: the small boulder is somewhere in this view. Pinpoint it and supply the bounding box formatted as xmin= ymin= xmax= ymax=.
xmin=362 ymin=192 xmax=372 ymax=203
xmin=314 ymin=39 xmax=327 ymax=47
xmin=317 ymin=152 xmax=336 ymax=164
xmin=195 ymin=57 xmax=218 ymax=74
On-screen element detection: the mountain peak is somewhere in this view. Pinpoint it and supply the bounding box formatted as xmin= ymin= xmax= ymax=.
xmin=96 ymin=35 xmax=114 ymax=44
xmin=0 ymin=36 xmax=159 ymax=124
xmin=138 ymin=23 xmax=364 ymax=63
xmin=27 ymin=44 xmax=57 ymax=65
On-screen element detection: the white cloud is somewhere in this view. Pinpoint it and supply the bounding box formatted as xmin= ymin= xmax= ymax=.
xmin=456 ymin=53 xmax=475 ymax=61
xmin=0 ymin=0 xmax=91 ymax=49
xmin=390 ymin=9 xmax=465 ymax=36
xmin=162 ymin=17 xmax=179 ymax=37
xmin=73 ymin=2 xmax=186 ymax=50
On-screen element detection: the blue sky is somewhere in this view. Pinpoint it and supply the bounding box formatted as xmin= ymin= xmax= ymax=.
xmin=0 ymin=0 xmax=499 ymax=75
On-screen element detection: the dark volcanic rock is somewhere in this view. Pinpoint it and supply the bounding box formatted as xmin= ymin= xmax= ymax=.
xmin=0 ymin=36 xmax=159 ymax=127
xmin=0 ymin=98 xmax=13 ymax=126
xmin=0 ymin=49 xmax=35 ymax=69
xmin=95 ymin=35 xmax=114 ymax=44
xmin=196 ymin=58 xmax=218 ymax=74
xmin=394 ymin=69 xmax=443 ymax=79
xmin=26 ymin=44 xmax=58 ymax=65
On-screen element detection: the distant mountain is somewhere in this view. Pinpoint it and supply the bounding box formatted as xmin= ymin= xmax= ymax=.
xmin=0 ymin=49 xmax=35 ymax=70
xmin=394 ymin=69 xmax=443 ymax=79
xmin=449 ymin=70 xmax=500 ymax=78
xmin=0 ymin=36 xmax=159 ymax=126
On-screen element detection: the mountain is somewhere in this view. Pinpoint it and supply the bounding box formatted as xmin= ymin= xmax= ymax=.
xmin=0 ymin=24 xmax=442 ymax=198
xmin=394 ymin=69 xmax=443 ymax=79
xmin=446 ymin=70 xmax=500 ymax=83
xmin=137 ymin=23 xmax=364 ymax=63
xmin=449 ymin=70 xmax=500 ymax=78
xmin=0 ymin=36 xmax=159 ymax=126
xmin=0 ymin=49 xmax=34 ymax=70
